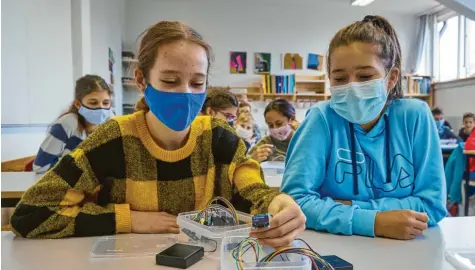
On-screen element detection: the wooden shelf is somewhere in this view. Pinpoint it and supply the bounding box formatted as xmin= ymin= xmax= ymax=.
xmin=295 ymin=80 xmax=325 ymax=83
xmin=123 ymin=82 xmax=138 ymax=89
xmin=122 ymin=58 xmax=138 ymax=64
xmin=405 ymin=93 xmax=430 ymax=98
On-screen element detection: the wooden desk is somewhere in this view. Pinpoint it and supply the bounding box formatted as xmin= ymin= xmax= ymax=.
xmin=1 ymin=172 xmax=41 ymax=207
xmin=463 ymin=150 xmax=475 ymax=216
xmin=2 ymin=217 xmax=474 ymax=270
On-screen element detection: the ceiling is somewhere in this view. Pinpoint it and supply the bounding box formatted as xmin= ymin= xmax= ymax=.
xmin=329 ymin=0 xmax=442 ymax=15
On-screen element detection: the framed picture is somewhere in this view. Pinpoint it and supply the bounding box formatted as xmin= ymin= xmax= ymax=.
xmin=282 ymin=53 xmax=303 ymax=70
xmin=254 ymin=52 xmax=271 ymax=73
xmin=308 ymin=53 xmax=324 ymax=71
xmin=230 ymin=51 xmax=247 ymax=74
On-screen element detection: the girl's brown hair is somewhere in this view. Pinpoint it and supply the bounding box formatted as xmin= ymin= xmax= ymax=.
xmin=201 ymin=88 xmax=239 ymax=114
xmin=61 ymin=74 xmax=112 ymax=133
xmin=327 ymin=15 xmax=403 ymax=100
xmin=235 ymin=113 xmax=255 ymax=126
xmin=135 ymin=21 xmax=214 ymax=111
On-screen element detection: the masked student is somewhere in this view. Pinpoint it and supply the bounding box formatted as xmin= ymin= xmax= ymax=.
xmin=238 ymin=101 xmax=262 ymax=143
xmin=281 ymin=15 xmax=447 ymax=240
xmin=200 ymin=88 xmax=238 ymax=124
xmin=33 ymin=75 xmax=113 ymax=174
xmin=234 ymin=113 xmax=256 ymax=151
xmin=250 ymin=99 xmax=298 ymax=162
xmin=11 ymin=21 xmax=305 ymax=247
xmin=432 ymin=107 xmax=460 ymax=141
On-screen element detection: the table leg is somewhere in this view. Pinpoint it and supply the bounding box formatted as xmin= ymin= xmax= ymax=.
xmin=465 ymin=156 xmax=471 ymax=216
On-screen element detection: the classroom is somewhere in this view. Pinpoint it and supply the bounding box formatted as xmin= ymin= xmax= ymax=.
xmin=1 ymin=0 xmax=475 ymax=269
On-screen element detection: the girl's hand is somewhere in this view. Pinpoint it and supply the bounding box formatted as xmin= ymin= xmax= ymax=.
xmin=131 ymin=211 xmax=180 ymax=234
xmin=249 ymin=194 xmax=306 ymax=248
xmin=251 ymin=144 xmax=274 ymax=162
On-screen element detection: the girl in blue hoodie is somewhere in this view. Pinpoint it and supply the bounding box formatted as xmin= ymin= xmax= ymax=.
xmin=281 ymin=15 xmax=447 ymax=240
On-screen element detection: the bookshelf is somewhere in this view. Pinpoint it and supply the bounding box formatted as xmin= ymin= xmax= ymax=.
xmin=403 ymin=75 xmax=434 ymax=107
xmin=122 ymin=56 xmax=140 ymax=114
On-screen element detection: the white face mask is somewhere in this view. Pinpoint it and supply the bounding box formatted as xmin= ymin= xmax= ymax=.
xmin=235 ymin=127 xmax=253 ymax=139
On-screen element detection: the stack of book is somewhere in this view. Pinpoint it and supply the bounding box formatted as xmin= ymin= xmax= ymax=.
xmin=261 ymin=74 xmax=296 ymax=94
xmin=405 ymin=75 xmax=431 ymax=95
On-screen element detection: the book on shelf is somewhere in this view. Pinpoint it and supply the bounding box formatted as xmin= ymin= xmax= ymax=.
xmin=404 ymin=75 xmax=432 ymax=95
xmin=261 ymin=73 xmax=296 ymax=94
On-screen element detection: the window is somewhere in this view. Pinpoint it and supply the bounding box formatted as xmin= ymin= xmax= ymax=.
xmin=438 ymin=16 xmax=459 ymax=81
xmin=466 ymin=18 xmax=475 ymax=77
xmin=435 ymin=15 xmax=475 ymax=81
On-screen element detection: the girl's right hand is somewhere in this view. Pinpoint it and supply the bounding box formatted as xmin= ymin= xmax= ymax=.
xmin=374 ymin=210 xmax=428 ymax=240
xmin=251 ymin=144 xmax=274 ymax=162
xmin=131 ymin=210 xmax=180 ymax=234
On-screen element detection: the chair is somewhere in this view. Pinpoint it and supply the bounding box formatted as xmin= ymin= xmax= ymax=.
xmin=462 ymin=154 xmax=475 ymax=216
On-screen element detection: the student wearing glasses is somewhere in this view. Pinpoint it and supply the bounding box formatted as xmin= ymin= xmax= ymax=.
xmin=201 ymin=88 xmax=238 ymax=125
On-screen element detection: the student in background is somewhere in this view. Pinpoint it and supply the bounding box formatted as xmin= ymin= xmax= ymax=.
xmin=11 ymin=21 xmax=305 ymax=246
xmin=234 ymin=113 xmax=256 ymax=151
xmin=200 ymin=88 xmax=238 ymax=124
xmin=281 ymin=15 xmax=447 ymax=240
xmin=250 ymin=99 xmax=298 ymax=162
xmin=459 ymin=113 xmax=475 ymax=142
xmin=432 ymin=107 xmax=453 ymax=130
xmin=238 ymin=101 xmax=262 ymax=142
xmin=33 ymin=75 xmax=112 ymax=173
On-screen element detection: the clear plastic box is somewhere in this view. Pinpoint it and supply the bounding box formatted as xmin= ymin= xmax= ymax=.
xmin=177 ymin=209 xmax=252 ymax=251
xmin=445 ymin=249 xmax=475 ymax=270
xmin=261 ymin=161 xmax=285 ymax=176
xmin=221 ymin=235 xmax=311 ymax=270
xmin=90 ymin=234 xmax=177 ymax=258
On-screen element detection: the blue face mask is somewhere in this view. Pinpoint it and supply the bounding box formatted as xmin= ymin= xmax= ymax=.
xmin=78 ymin=105 xmax=111 ymax=125
xmin=329 ymin=75 xmax=389 ymax=124
xmin=435 ymin=119 xmax=445 ymax=130
xmin=144 ymin=84 xmax=206 ymax=132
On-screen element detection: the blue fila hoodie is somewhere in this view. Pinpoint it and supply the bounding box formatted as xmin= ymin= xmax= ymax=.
xmin=281 ymin=98 xmax=447 ymax=237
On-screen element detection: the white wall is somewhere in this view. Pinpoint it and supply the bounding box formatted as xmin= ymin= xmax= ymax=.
xmin=124 ymin=0 xmax=418 ymax=87
xmin=123 ymin=0 xmax=419 ymax=130
xmin=434 ymin=78 xmax=475 ymax=132
xmin=1 ymin=0 xmax=74 ymax=125
xmin=1 ymin=0 xmax=127 ymax=161
xmin=90 ymin=0 xmax=126 ymax=115
xmin=2 ymin=0 xmax=74 ymax=161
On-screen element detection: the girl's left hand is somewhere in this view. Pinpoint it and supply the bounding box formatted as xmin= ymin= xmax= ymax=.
xmin=249 ymin=194 xmax=306 ymax=248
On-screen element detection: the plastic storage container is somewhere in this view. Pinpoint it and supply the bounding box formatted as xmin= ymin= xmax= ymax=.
xmin=445 ymin=249 xmax=475 ymax=270
xmin=90 ymin=234 xmax=177 ymax=258
xmin=221 ymin=235 xmax=311 ymax=270
xmin=260 ymin=161 xmax=285 ymax=176
xmin=177 ymin=209 xmax=252 ymax=251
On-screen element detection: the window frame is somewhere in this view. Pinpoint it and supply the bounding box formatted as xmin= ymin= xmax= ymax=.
xmin=433 ymin=11 xmax=473 ymax=82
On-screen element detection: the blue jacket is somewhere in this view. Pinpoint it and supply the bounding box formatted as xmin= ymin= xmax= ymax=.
xmin=445 ymin=143 xmax=466 ymax=204
xmin=281 ymin=99 xmax=447 ymax=237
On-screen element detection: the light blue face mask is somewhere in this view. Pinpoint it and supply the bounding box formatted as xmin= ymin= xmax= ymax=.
xmin=144 ymin=84 xmax=206 ymax=132
xmin=329 ymin=74 xmax=390 ymax=124
xmin=78 ymin=105 xmax=111 ymax=125
xmin=435 ymin=119 xmax=445 ymax=130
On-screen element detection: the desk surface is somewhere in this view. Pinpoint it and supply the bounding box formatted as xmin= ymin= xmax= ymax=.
xmin=464 ymin=150 xmax=475 ymax=155
xmin=1 ymin=172 xmax=41 ymax=198
xmin=2 ymin=217 xmax=474 ymax=270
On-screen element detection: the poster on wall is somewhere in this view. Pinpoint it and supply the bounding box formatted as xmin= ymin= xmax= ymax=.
xmin=108 ymin=47 xmax=115 ymax=85
xmin=230 ymin=51 xmax=247 ymax=74
xmin=254 ymin=52 xmax=271 ymax=73
xmin=282 ymin=53 xmax=303 ymax=70
xmin=307 ymin=53 xmax=324 ymax=71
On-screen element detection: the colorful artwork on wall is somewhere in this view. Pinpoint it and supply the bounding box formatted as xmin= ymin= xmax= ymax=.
xmin=307 ymin=53 xmax=324 ymax=71
xmin=254 ymin=52 xmax=271 ymax=73
xmin=282 ymin=53 xmax=303 ymax=70
xmin=230 ymin=51 xmax=247 ymax=74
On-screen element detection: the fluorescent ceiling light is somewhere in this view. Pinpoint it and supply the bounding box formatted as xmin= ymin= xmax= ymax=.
xmin=351 ymin=0 xmax=376 ymax=6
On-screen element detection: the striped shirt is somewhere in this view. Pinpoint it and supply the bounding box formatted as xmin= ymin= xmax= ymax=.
xmin=33 ymin=113 xmax=86 ymax=173
xmin=11 ymin=111 xmax=280 ymax=238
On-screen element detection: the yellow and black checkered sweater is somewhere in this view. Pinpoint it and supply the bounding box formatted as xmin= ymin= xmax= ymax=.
xmin=11 ymin=111 xmax=280 ymax=238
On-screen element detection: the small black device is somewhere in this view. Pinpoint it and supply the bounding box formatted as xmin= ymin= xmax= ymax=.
xmin=252 ymin=213 xmax=271 ymax=229
xmin=156 ymin=243 xmax=204 ymax=269
xmin=316 ymin=255 xmax=353 ymax=270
